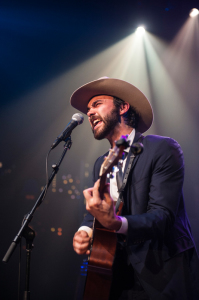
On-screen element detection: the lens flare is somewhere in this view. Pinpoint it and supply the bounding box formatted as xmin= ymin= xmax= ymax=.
xmin=136 ymin=26 xmax=146 ymax=36
xmin=189 ymin=8 xmax=199 ymax=18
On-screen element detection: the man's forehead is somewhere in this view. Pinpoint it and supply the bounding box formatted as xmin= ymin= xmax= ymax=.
xmin=87 ymin=95 xmax=114 ymax=106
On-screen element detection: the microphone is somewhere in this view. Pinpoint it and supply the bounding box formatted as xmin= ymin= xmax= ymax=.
xmin=51 ymin=113 xmax=84 ymax=149
xmin=130 ymin=142 xmax=144 ymax=155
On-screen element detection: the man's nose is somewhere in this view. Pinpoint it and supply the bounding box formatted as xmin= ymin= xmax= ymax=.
xmin=87 ymin=107 xmax=95 ymax=117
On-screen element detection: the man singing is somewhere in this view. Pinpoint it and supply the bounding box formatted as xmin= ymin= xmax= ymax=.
xmin=71 ymin=77 xmax=199 ymax=300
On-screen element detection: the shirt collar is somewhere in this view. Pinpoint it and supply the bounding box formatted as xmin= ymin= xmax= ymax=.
xmin=125 ymin=129 xmax=135 ymax=153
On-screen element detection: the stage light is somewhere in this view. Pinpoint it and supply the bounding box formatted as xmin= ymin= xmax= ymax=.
xmin=136 ymin=26 xmax=146 ymax=36
xmin=189 ymin=8 xmax=199 ymax=17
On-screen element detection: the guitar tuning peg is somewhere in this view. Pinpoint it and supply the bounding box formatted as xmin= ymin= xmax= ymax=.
xmin=118 ymin=159 xmax=123 ymax=166
xmin=107 ymin=173 xmax=114 ymax=179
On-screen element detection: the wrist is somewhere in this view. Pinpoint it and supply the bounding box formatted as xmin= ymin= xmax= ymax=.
xmin=113 ymin=216 xmax=122 ymax=231
xmin=116 ymin=216 xmax=128 ymax=235
xmin=78 ymin=226 xmax=93 ymax=238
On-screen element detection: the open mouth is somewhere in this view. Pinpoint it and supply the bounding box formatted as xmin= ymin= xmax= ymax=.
xmin=92 ymin=118 xmax=103 ymax=130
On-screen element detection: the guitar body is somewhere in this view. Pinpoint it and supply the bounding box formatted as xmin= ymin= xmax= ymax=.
xmin=83 ymin=221 xmax=117 ymax=300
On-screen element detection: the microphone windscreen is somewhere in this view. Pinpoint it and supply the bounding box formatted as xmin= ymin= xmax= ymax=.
xmin=72 ymin=113 xmax=84 ymax=125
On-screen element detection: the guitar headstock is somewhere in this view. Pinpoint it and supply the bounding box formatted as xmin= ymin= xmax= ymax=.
xmin=99 ymin=136 xmax=129 ymax=179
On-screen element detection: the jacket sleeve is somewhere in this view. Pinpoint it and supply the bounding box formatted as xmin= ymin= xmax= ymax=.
xmin=124 ymin=137 xmax=185 ymax=246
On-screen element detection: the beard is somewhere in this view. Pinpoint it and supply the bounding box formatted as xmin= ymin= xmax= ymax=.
xmin=92 ymin=107 xmax=120 ymax=140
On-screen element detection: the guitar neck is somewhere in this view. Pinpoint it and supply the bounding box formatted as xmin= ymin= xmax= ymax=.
xmin=98 ymin=173 xmax=107 ymax=198
xmin=98 ymin=142 xmax=127 ymax=197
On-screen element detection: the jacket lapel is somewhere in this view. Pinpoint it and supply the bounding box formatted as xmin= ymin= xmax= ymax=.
xmin=122 ymin=131 xmax=144 ymax=179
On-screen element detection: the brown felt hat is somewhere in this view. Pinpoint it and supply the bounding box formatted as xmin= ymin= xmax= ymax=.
xmin=70 ymin=77 xmax=153 ymax=133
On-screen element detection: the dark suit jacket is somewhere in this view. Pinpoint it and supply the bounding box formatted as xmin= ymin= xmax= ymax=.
xmin=81 ymin=132 xmax=199 ymax=299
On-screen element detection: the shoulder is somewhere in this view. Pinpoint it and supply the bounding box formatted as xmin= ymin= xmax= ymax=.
xmin=143 ymin=134 xmax=183 ymax=153
xmin=144 ymin=134 xmax=180 ymax=146
xmin=143 ymin=134 xmax=184 ymax=169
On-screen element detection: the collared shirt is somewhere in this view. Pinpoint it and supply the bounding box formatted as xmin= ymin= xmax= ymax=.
xmin=110 ymin=129 xmax=135 ymax=202
xmin=78 ymin=129 xmax=135 ymax=237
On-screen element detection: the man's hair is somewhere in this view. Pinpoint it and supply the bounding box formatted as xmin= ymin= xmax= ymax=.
xmin=113 ymin=96 xmax=140 ymax=129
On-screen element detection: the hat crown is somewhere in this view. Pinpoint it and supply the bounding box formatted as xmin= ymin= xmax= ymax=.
xmin=97 ymin=76 xmax=109 ymax=80
xmin=70 ymin=77 xmax=153 ymax=133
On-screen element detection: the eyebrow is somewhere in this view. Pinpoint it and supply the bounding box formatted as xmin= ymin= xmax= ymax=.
xmin=87 ymin=99 xmax=104 ymax=112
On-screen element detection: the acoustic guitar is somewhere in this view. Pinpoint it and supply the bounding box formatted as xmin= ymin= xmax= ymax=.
xmin=83 ymin=136 xmax=129 ymax=300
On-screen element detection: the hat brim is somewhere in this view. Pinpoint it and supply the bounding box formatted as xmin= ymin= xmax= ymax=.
xmin=70 ymin=77 xmax=153 ymax=133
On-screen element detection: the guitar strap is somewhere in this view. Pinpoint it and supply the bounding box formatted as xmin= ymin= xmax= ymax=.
xmin=115 ymin=135 xmax=144 ymax=213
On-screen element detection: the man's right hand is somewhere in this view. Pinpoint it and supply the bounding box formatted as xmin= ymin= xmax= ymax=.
xmin=73 ymin=230 xmax=91 ymax=255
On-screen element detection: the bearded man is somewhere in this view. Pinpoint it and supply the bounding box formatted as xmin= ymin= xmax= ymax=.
xmin=71 ymin=77 xmax=199 ymax=300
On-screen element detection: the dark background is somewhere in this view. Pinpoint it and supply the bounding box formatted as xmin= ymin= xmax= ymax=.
xmin=1 ymin=1 xmax=199 ymax=299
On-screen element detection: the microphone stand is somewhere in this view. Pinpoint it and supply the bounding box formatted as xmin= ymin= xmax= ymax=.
xmin=2 ymin=136 xmax=72 ymax=300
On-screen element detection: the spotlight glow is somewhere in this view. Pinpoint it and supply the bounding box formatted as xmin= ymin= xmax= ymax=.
xmin=136 ymin=26 xmax=146 ymax=36
xmin=189 ymin=8 xmax=199 ymax=18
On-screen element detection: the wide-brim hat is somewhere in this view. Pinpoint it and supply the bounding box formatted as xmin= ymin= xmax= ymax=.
xmin=70 ymin=77 xmax=153 ymax=133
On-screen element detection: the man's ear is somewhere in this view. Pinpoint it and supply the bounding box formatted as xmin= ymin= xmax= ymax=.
xmin=119 ymin=102 xmax=130 ymax=116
